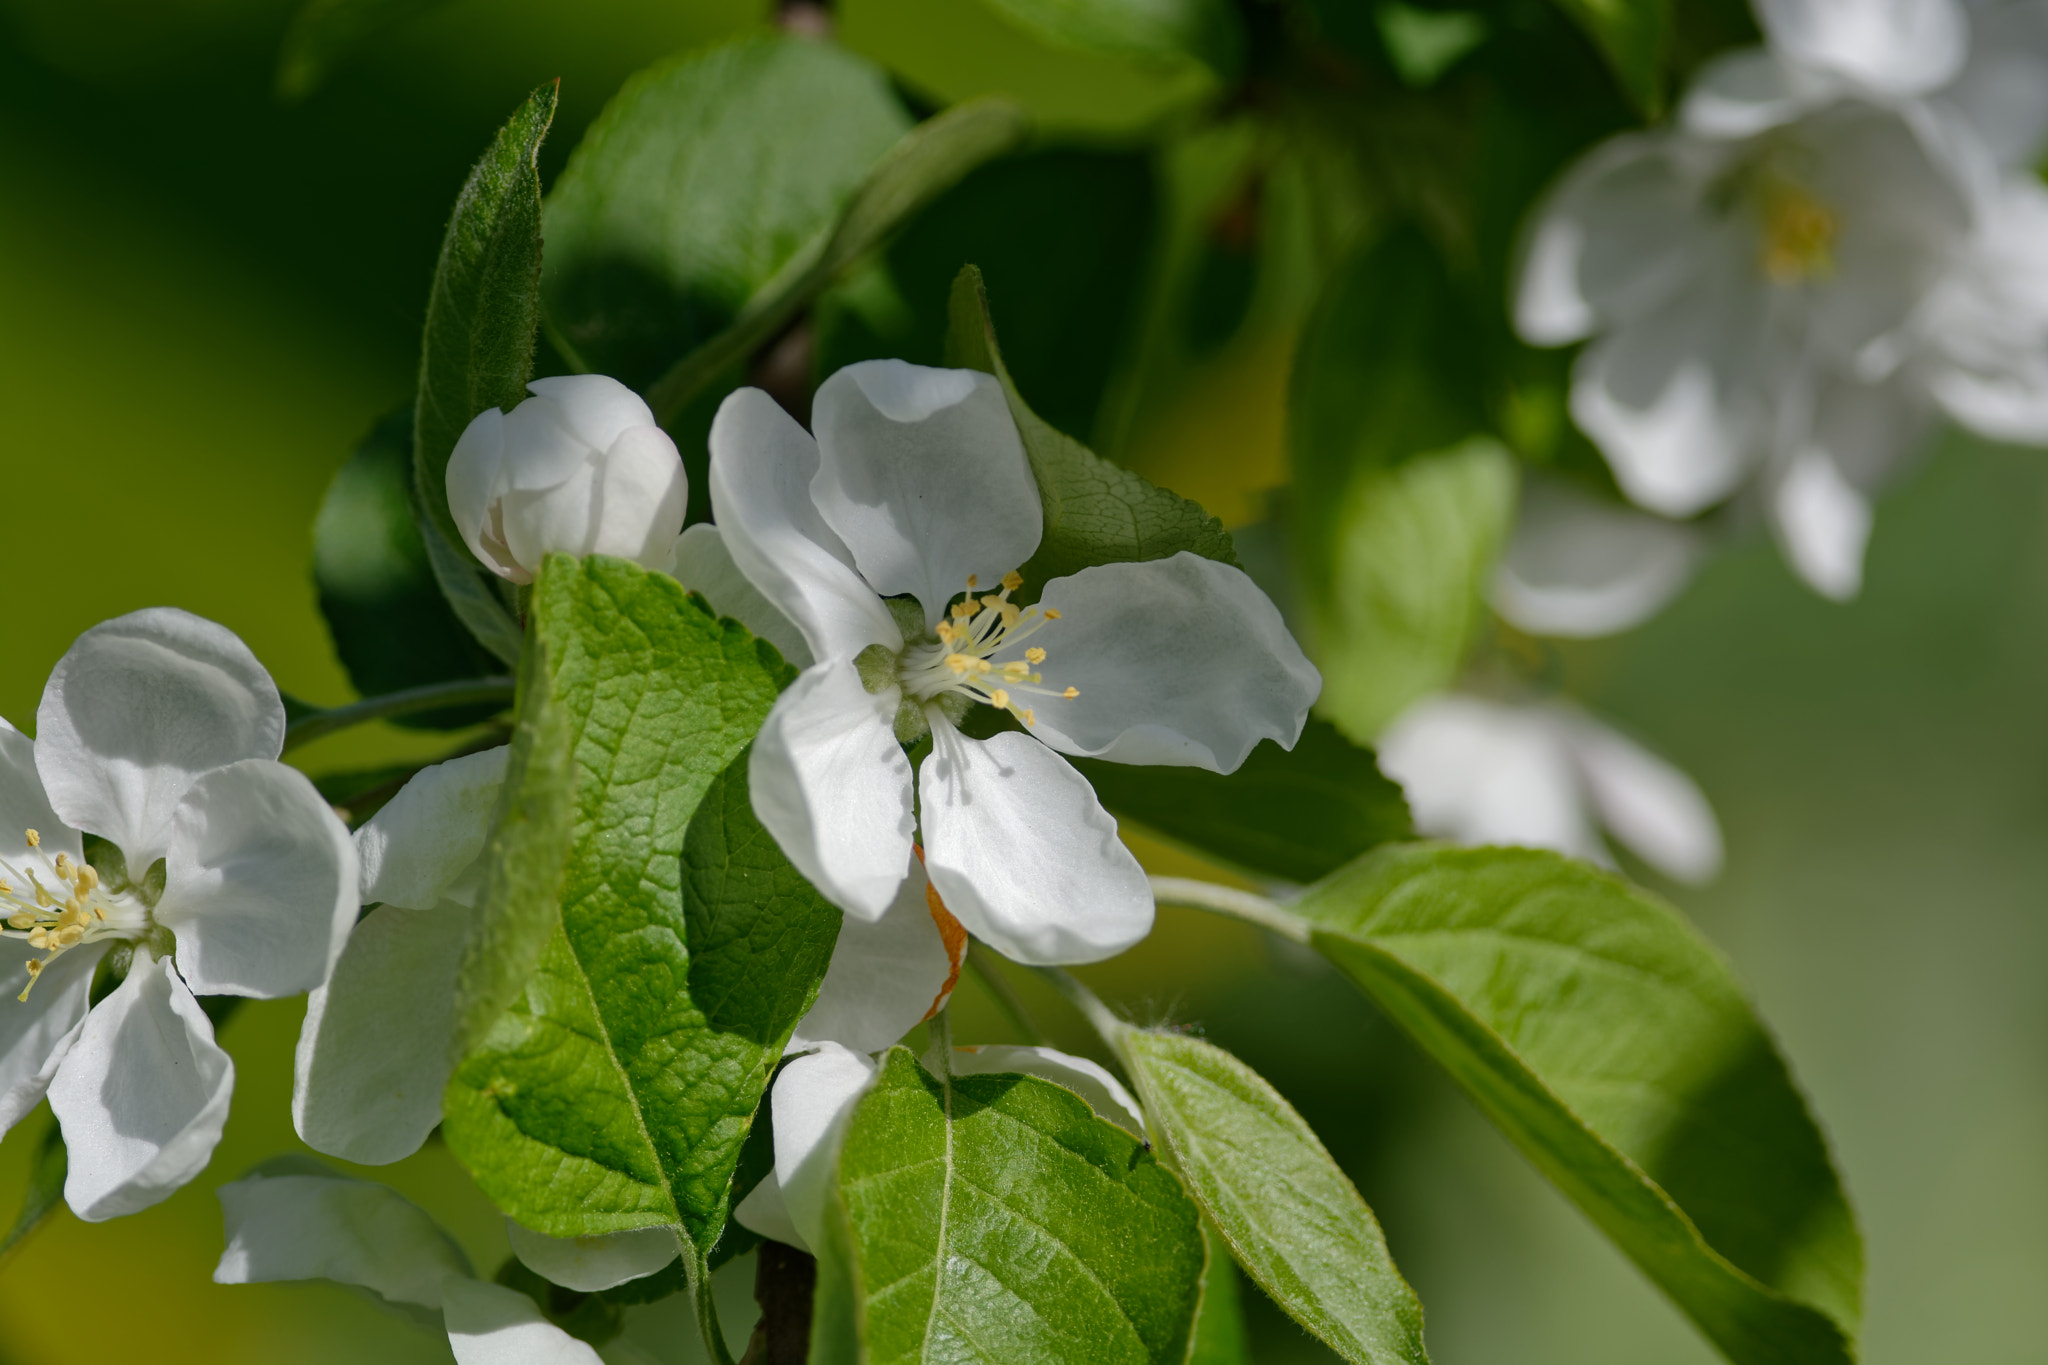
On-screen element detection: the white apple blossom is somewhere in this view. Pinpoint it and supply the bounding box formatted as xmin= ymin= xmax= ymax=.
xmin=732 ymin=1039 xmax=1144 ymax=1256
xmin=1491 ymin=474 xmax=1706 ymax=637
xmin=1378 ymin=694 xmax=1724 ymax=884
xmin=0 ymin=609 xmax=356 ymax=1220
xmin=447 ymin=374 xmax=688 ymax=584
xmin=215 ymin=1160 xmax=666 ymax=1364
xmin=691 ymin=359 xmax=1320 ymax=966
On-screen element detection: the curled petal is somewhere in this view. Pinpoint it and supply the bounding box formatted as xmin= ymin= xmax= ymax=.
xmin=523 ymin=374 xmax=659 ymax=466
xmin=506 ymin=1221 xmax=678 ymax=1293
xmin=749 ymin=662 xmax=915 ymax=922
xmin=356 ymin=746 xmax=510 ymax=912
xmin=443 ymin=1275 xmax=607 ymax=1365
xmin=1680 ymin=50 xmax=1809 ymax=138
xmin=294 ymin=901 xmax=473 ymax=1165
xmin=156 ymin=759 xmax=357 ymax=999
xmin=948 ymin=1044 xmax=1145 ymax=1136
xmin=735 ymin=1042 xmax=878 ymax=1254
xmin=214 ymin=1167 xmax=472 ymax=1311
xmin=446 ymin=407 xmax=520 ymax=580
xmin=1492 ymin=477 xmax=1702 ymax=639
xmin=811 ymin=361 xmax=1041 ymax=629
xmin=708 ymin=388 xmax=900 ymax=661
xmin=670 ymin=523 xmax=814 ymax=669
xmin=36 ymin=609 xmax=285 ymax=869
xmin=0 ymin=939 xmax=105 ymax=1134
xmin=50 ymin=955 xmax=234 ymax=1221
xmin=1757 ymin=0 xmax=1966 ymax=96
xmin=919 ymin=728 xmax=1153 ymax=965
xmin=789 ymin=858 xmax=960 ymax=1056
xmin=1027 ymin=553 xmax=1319 ymax=773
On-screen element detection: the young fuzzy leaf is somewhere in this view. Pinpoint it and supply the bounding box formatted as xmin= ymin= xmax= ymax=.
xmin=415 ymin=81 xmax=556 ymax=553
xmin=945 ymin=264 xmax=1236 ymax=588
xmin=1115 ymin=1030 xmax=1429 ymax=1365
xmin=1072 ymin=719 xmax=1411 ymax=884
xmin=816 ymin=1047 xmax=1206 ymax=1364
xmin=1292 ymin=844 xmax=1861 ymax=1365
xmin=443 ymin=556 xmax=838 ymax=1265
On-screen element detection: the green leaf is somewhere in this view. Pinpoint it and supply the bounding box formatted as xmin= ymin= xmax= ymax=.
xmin=1292 ymin=844 xmax=1860 ymax=1364
xmin=414 ymin=81 xmax=557 ymax=554
xmin=545 ymin=33 xmax=912 ymax=392
xmin=443 ymin=555 xmax=837 ymax=1262
xmin=1188 ymin=1219 xmax=1250 ymax=1365
xmin=275 ymin=0 xmax=450 ymax=100
xmin=1114 ymin=1029 xmax=1429 ymax=1365
xmin=945 ymin=264 xmax=1236 ymax=589
xmin=1072 ymin=719 xmax=1412 ymax=884
xmin=416 ymin=496 xmax=524 ymax=667
xmin=0 ymin=1117 xmax=66 ymax=1266
xmin=312 ymin=410 xmax=508 ymax=719
xmin=974 ymin=0 xmax=1244 ymax=77
xmin=817 ymin=1046 xmax=1207 ymax=1364
xmin=642 ymin=93 xmax=1034 ymax=425
xmin=1548 ymin=0 xmax=1670 ymax=114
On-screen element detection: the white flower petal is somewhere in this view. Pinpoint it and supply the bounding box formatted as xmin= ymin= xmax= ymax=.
xmin=1561 ymin=711 xmax=1724 ymax=885
xmin=1922 ymin=175 xmax=2048 ymax=444
xmin=670 ymin=523 xmax=814 ymax=669
xmin=525 ymin=375 xmax=659 ymax=463
xmin=1515 ymin=134 xmax=1713 ymax=346
xmin=1946 ymin=4 xmax=2048 ymax=170
xmin=919 ymin=727 xmax=1153 ymax=965
xmin=810 ymin=361 xmax=1042 ymax=629
xmin=592 ymin=425 xmax=690 ymax=570
xmin=1769 ymin=446 xmax=1873 ymax=602
xmin=50 ymin=955 xmax=234 ymax=1221
xmin=731 ymin=1165 xmax=803 ymax=1254
xmin=443 ymin=1275 xmax=607 ymax=1365
xmin=1491 ymin=477 xmax=1702 ymax=638
xmin=748 ymin=661 xmax=915 ymax=922
xmin=154 ymin=759 xmax=357 ymax=999
xmin=0 ymin=719 xmax=79 ymax=865
xmin=1377 ymin=697 xmax=1607 ymax=864
xmin=506 ymin=1221 xmax=678 ymax=1293
xmin=1680 ymin=49 xmax=1809 ymax=138
xmin=356 ymin=746 xmax=510 ymax=912
xmin=708 ymin=388 xmax=900 ymax=661
xmin=947 ymin=1045 xmax=1145 ymax=1136
xmin=751 ymin=1042 xmax=879 ymax=1254
xmin=789 ymin=858 xmax=961 ymax=1056
xmin=0 ymin=939 xmax=105 ymax=1133
xmin=1757 ymin=0 xmax=1966 ymax=96
xmin=448 ymin=407 xmax=522 ymax=580
xmin=1571 ymin=261 xmax=1769 ymax=518
xmin=214 ymin=1169 xmax=472 ymax=1310
xmin=36 ymin=609 xmax=285 ymax=869
xmin=1026 ymin=553 xmax=1320 ymax=773
xmin=293 ymin=901 xmax=473 ymax=1165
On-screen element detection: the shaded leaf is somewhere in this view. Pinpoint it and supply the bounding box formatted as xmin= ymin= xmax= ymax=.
xmin=416 ymin=495 xmax=524 ymax=667
xmin=1073 ymin=719 xmax=1412 ymax=885
xmin=1115 ymin=1029 xmax=1428 ymax=1365
xmin=1188 ymin=1219 xmax=1251 ymax=1365
xmin=946 ymin=264 xmax=1236 ymax=589
xmin=976 ymin=0 xmax=1245 ymax=77
xmin=415 ymin=82 xmax=557 ymax=553
xmin=443 ymin=556 xmax=836 ymax=1266
xmin=0 ymin=1117 xmax=66 ymax=1265
xmin=816 ymin=1047 xmax=1206 ymax=1364
xmin=1292 ymin=843 xmax=1860 ymax=1364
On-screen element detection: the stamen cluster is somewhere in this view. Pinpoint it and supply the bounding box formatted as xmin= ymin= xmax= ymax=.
xmin=896 ymin=570 xmax=1078 ymax=728
xmin=0 ymin=829 xmax=137 ymax=999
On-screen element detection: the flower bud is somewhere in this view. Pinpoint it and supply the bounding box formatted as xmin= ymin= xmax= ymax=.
xmin=445 ymin=374 xmax=688 ymax=583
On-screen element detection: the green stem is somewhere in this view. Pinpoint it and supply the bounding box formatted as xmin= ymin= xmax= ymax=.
xmin=281 ymin=676 xmax=516 ymax=753
xmin=687 ymin=1232 xmax=739 ymax=1365
xmin=1032 ymin=966 xmax=1129 ymax=1059
xmin=1147 ymin=876 xmax=1309 ymax=945
xmin=929 ymin=1001 xmax=955 ymax=1077
xmin=964 ymin=944 xmax=1046 ymax=1045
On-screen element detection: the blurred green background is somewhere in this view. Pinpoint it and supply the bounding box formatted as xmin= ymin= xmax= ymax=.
xmin=0 ymin=1 xmax=2041 ymax=1361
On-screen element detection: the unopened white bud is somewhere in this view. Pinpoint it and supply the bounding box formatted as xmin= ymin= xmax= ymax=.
xmin=446 ymin=374 xmax=688 ymax=584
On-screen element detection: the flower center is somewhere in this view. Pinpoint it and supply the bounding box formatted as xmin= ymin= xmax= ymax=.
xmin=1755 ymin=177 xmax=1837 ymax=285
xmin=0 ymin=830 xmax=150 ymax=1000
xmin=863 ymin=570 xmax=1079 ymax=742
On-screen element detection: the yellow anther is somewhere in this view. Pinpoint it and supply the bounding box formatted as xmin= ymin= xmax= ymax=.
xmin=53 ymin=926 xmax=82 ymax=949
xmin=951 ymin=601 xmax=973 ymax=620
xmin=78 ymin=866 xmax=97 ymax=892
xmin=31 ymin=879 xmax=52 ymax=909
xmin=1001 ymin=571 xmax=1024 ymax=592
xmin=17 ymin=958 xmax=40 ymax=1002
xmin=1062 ymin=687 xmax=1079 ymax=698
xmin=966 ymin=575 xmax=979 ymax=589
xmin=999 ymin=602 xmax=1021 ymax=628
xmin=52 ymin=853 xmax=71 ymax=880
xmin=23 ymin=829 xmax=38 ymax=848
xmin=980 ymin=595 xmax=1004 ymax=613
xmin=6 ymin=912 xmax=33 ymax=930
xmin=1022 ymin=708 xmax=1036 ymax=727
xmin=27 ymin=928 xmax=47 ymax=949
xmin=1043 ymin=609 xmax=1062 ymax=621
xmin=92 ymin=905 xmax=105 ymax=921
xmin=1026 ymin=647 xmax=1046 ymax=664
xmin=1002 ymin=661 xmax=1030 ymax=680
xmin=989 ymin=689 xmax=1010 ymax=710
xmin=55 ymin=908 xmax=80 ymax=931
xmin=946 ymin=653 xmax=972 ymax=673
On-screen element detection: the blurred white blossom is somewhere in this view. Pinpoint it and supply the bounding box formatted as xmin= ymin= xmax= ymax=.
xmin=447 ymin=374 xmax=688 ymax=584
xmin=1378 ymin=694 xmax=1724 ymax=884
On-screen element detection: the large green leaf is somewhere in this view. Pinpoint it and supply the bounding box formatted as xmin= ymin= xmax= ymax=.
xmin=1291 ymin=844 xmax=1860 ymax=1365
xmin=1114 ymin=1029 xmax=1428 ymax=1365
xmin=1072 ymin=719 xmax=1411 ymax=884
xmin=312 ymin=410 xmax=507 ymax=720
xmin=443 ymin=555 xmax=837 ymax=1263
xmin=975 ymin=0 xmax=1244 ymax=76
xmin=1548 ymin=0 xmax=1670 ymax=114
xmin=642 ymin=96 xmax=1033 ymax=428
xmin=945 ymin=264 xmax=1236 ymax=590
xmin=815 ymin=1047 xmax=1206 ymax=1364
xmin=1187 ymin=1220 xmax=1251 ymax=1365
xmin=544 ymin=34 xmax=912 ymax=392
xmin=414 ymin=82 xmax=556 ymax=553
